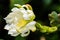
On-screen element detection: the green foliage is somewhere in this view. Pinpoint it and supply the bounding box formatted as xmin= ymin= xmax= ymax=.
xmin=15 ymin=35 xmax=26 ymax=40
xmin=46 ymin=33 xmax=58 ymax=40
xmin=50 ymin=34 xmax=58 ymax=40
xmin=10 ymin=0 xmax=30 ymax=8
xmin=0 ymin=39 xmax=4 ymax=40
xmin=42 ymin=0 xmax=52 ymax=7
xmin=51 ymin=5 xmax=60 ymax=12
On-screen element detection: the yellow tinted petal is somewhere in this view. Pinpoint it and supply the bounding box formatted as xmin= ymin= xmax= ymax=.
xmin=30 ymin=26 xmax=36 ymax=32
xmin=16 ymin=19 xmax=28 ymax=27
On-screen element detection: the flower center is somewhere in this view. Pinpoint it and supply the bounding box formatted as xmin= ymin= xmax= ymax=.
xmin=16 ymin=19 xmax=28 ymax=27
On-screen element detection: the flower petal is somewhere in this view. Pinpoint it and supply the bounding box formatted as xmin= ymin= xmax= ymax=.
xmin=8 ymin=29 xmax=19 ymax=36
xmin=26 ymin=21 xmax=36 ymax=32
xmin=21 ymin=30 xmax=30 ymax=37
xmin=23 ymin=10 xmax=35 ymax=20
xmin=4 ymin=24 xmax=11 ymax=30
xmin=23 ymin=14 xmax=30 ymax=20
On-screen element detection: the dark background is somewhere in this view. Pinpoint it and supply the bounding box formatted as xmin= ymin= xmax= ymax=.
xmin=0 ymin=0 xmax=60 ymax=40
xmin=0 ymin=0 xmax=14 ymax=40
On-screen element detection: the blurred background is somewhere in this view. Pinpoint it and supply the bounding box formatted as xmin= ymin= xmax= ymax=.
xmin=0 ymin=0 xmax=60 ymax=40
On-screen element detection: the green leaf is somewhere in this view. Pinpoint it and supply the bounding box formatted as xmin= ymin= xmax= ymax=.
xmin=50 ymin=34 xmax=58 ymax=40
xmin=0 ymin=39 xmax=4 ymax=40
xmin=46 ymin=32 xmax=58 ymax=40
xmin=10 ymin=0 xmax=30 ymax=8
xmin=15 ymin=35 xmax=26 ymax=40
xmin=51 ymin=4 xmax=60 ymax=12
xmin=42 ymin=0 xmax=52 ymax=6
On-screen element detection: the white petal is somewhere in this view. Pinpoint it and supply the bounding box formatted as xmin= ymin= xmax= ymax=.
xmin=27 ymin=10 xmax=34 ymax=14
xmin=5 ymin=24 xmax=20 ymax=36
xmin=20 ymin=9 xmax=27 ymax=14
xmin=4 ymin=24 xmax=11 ymax=30
xmin=26 ymin=21 xmax=36 ymax=26
xmin=4 ymin=8 xmax=24 ymax=24
xmin=11 ymin=7 xmax=19 ymax=12
xmin=27 ymin=10 xmax=35 ymax=19
xmin=29 ymin=26 xmax=36 ymax=32
xmin=4 ymin=18 xmax=14 ymax=24
xmin=26 ymin=21 xmax=36 ymax=32
xmin=4 ymin=24 xmax=16 ymax=30
xmin=23 ymin=10 xmax=35 ymax=20
xmin=8 ymin=29 xmax=19 ymax=36
xmin=21 ymin=30 xmax=30 ymax=37
xmin=23 ymin=14 xmax=30 ymax=20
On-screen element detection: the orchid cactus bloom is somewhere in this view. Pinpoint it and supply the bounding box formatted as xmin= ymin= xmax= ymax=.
xmin=4 ymin=4 xmax=36 ymax=37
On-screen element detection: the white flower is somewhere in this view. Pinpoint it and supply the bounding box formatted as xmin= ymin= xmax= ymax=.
xmin=4 ymin=4 xmax=36 ymax=37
